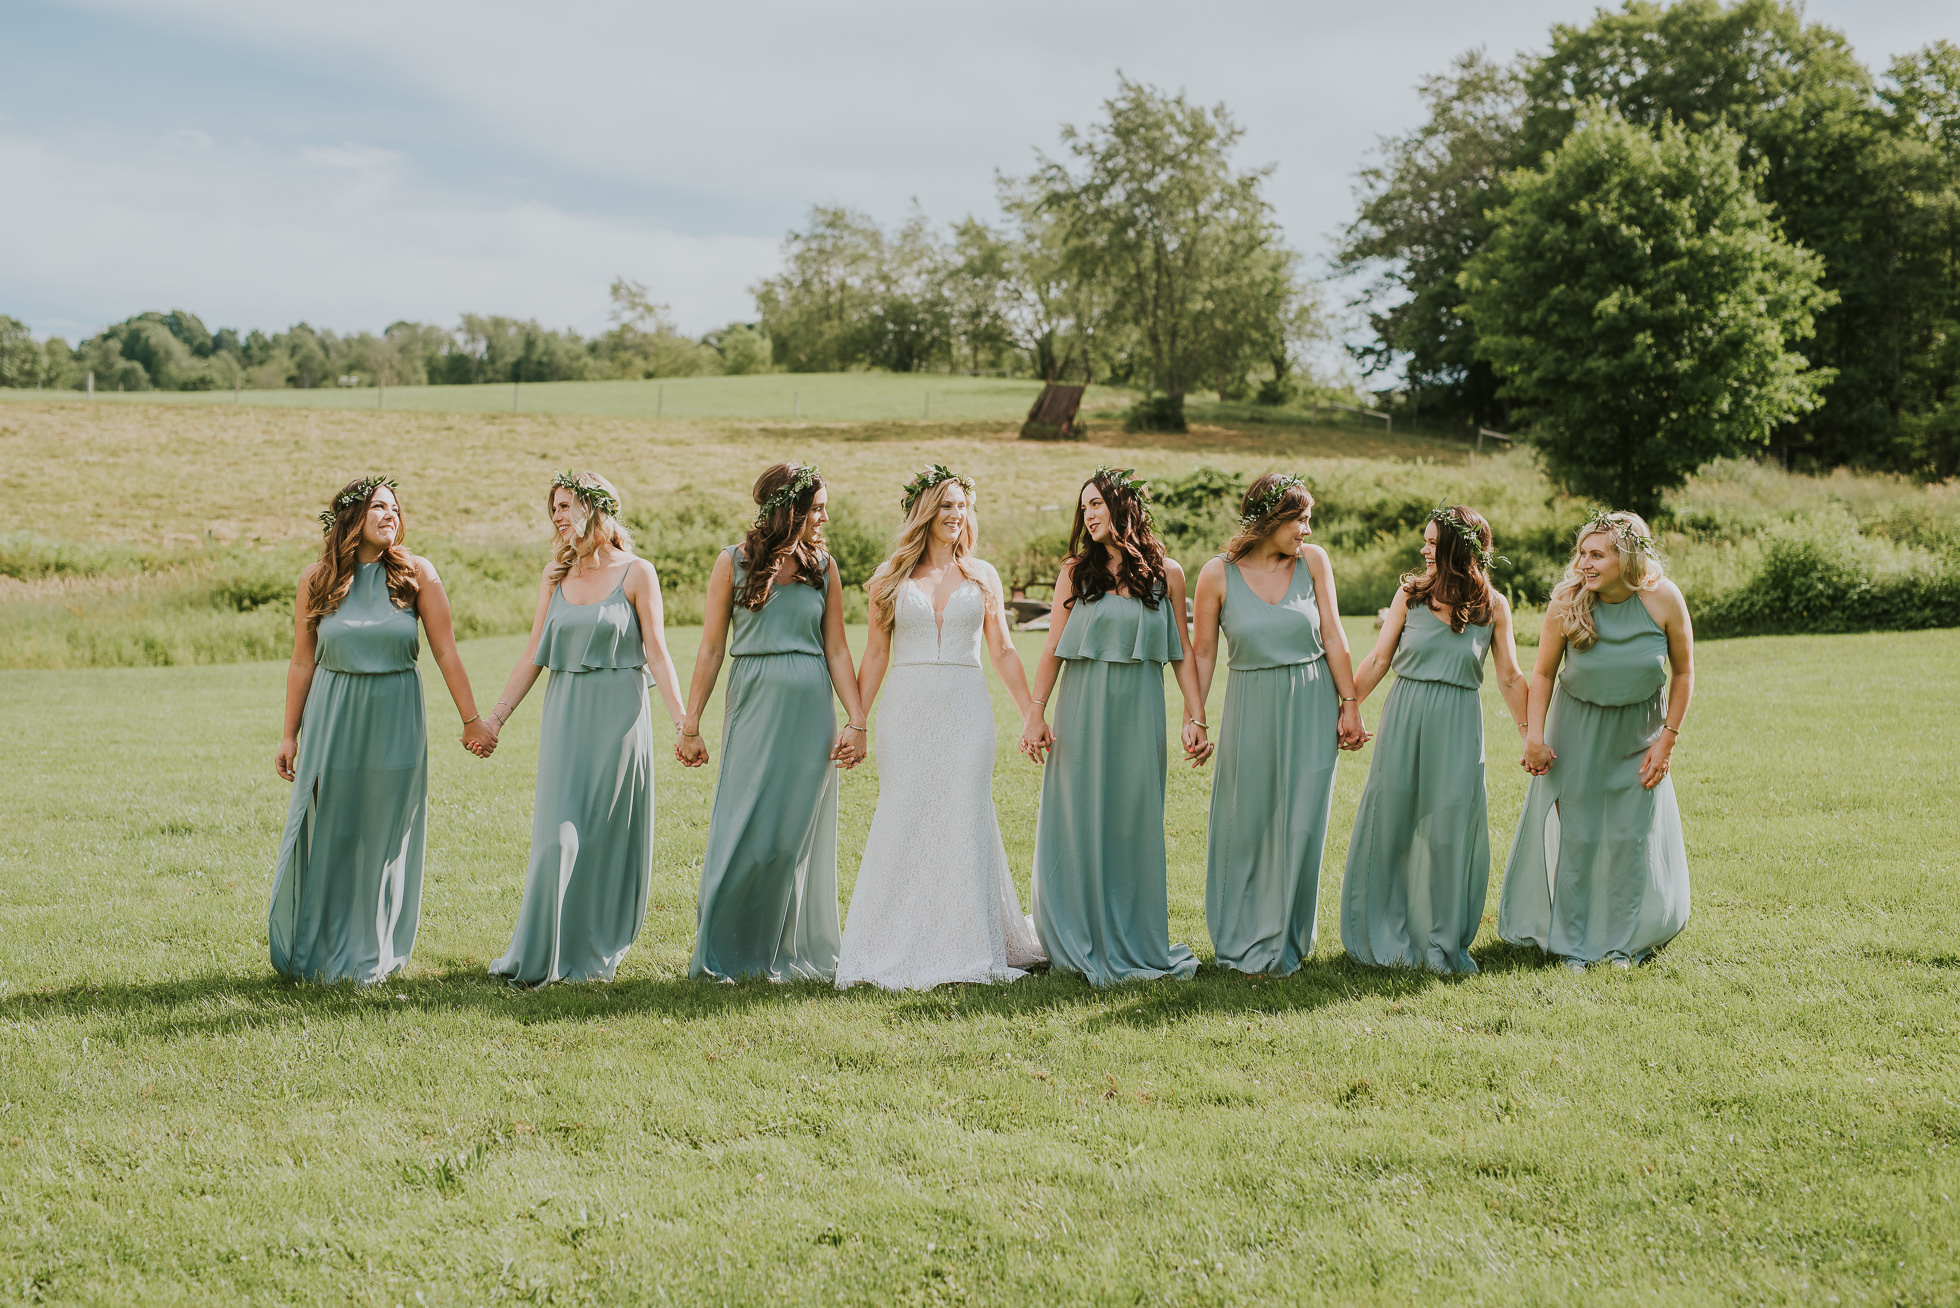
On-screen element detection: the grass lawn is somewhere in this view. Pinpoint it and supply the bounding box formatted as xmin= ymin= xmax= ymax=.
xmin=0 ymin=622 xmax=1955 ymax=1304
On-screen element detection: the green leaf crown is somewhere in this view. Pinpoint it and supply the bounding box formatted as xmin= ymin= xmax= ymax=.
xmin=900 ymin=464 xmax=974 ymax=515
xmin=550 ymin=471 xmax=620 ymax=520
xmin=1429 ymin=504 xmax=1506 ymax=571
xmin=319 ymin=476 xmax=398 ymax=533
xmin=1240 ymin=474 xmax=1307 ymax=527
xmin=755 ymin=463 xmax=822 ymax=527
xmin=1580 ymin=507 xmax=1658 ymax=558
xmin=1092 ymin=465 xmax=1156 ymax=529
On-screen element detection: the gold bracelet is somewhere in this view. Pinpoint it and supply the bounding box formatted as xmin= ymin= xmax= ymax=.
xmin=461 ymin=713 xmax=480 ymax=725
xmin=1661 ymin=723 xmax=1680 ymax=736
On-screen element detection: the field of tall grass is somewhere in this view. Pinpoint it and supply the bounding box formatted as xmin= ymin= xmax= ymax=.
xmin=1 ymin=393 xmax=1955 ymax=667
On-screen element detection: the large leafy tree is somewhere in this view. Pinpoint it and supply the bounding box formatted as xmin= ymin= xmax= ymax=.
xmin=1461 ymin=111 xmax=1832 ymax=514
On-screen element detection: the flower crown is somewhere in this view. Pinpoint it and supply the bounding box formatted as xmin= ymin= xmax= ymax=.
xmin=1581 ymin=508 xmax=1658 ymax=558
xmin=1091 ymin=465 xmax=1156 ymax=529
xmin=318 ymin=476 xmax=398 ymax=533
xmin=755 ymin=463 xmax=822 ymax=527
xmin=550 ymin=471 xmax=620 ymax=520
xmin=900 ymin=464 xmax=974 ymax=515
xmin=1241 ymin=474 xmax=1308 ymax=527
xmin=1429 ymin=504 xmax=1506 ymax=571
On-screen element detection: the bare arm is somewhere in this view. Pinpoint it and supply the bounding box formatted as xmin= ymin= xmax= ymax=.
xmin=414 ymin=557 xmax=496 ymax=756
xmin=1639 ymin=581 xmax=1694 ymax=789
xmin=1303 ymin=546 xmax=1367 ymax=749
xmin=483 ymin=569 xmax=556 ymax=737
xmin=1487 ymin=590 xmax=1530 ymax=739
xmin=1190 ymin=556 xmax=1226 ymax=708
xmin=625 ymin=557 xmax=687 ymax=730
xmin=1165 ymin=560 xmax=1213 ymax=766
xmin=821 ymin=559 xmax=867 ymax=767
xmin=977 ymin=562 xmax=1037 ymax=721
xmin=1017 ymin=560 xmax=1077 ymax=763
xmin=1521 ymin=615 xmax=1568 ymax=775
xmin=856 ymin=606 xmax=893 ymax=726
xmin=676 ymin=549 xmax=735 ymax=766
xmin=274 ymin=565 xmax=322 ymax=781
xmin=1351 ymin=586 xmax=1410 ymax=702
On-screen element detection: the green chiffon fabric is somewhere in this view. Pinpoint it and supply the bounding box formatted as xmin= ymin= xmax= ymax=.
xmin=1031 ymin=591 xmax=1198 ymax=985
xmin=1340 ymin=604 xmax=1495 ymax=974
xmin=1498 ymin=594 xmax=1690 ymax=964
xmin=490 ymin=574 xmax=655 ymax=984
xmin=270 ymin=560 xmax=427 ymax=984
xmin=1205 ymin=558 xmax=1339 ymax=975
xmin=689 ymin=548 xmax=842 ymax=982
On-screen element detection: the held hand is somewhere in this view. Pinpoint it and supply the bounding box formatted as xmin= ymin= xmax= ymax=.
xmin=275 ymin=735 xmax=298 ymax=783
xmin=1521 ymin=736 xmax=1556 ymax=776
xmin=462 ymin=718 xmax=497 ymax=758
xmin=1638 ymin=736 xmax=1674 ymax=790
xmin=1020 ymin=717 xmax=1053 ymax=765
xmin=675 ymin=730 xmax=709 ymax=767
xmin=1336 ymin=703 xmax=1370 ymax=751
xmin=1181 ymin=720 xmax=1214 ymax=767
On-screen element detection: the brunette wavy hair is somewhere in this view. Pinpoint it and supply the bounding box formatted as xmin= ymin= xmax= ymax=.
xmin=1064 ymin=470 xmax=1166 ymax=610
xmin=736 ymin=463 xmax=828 ymax=610
xmin=1402 ymin=504 xmax=1495 ymax=633
xmin=304 ymin=478 xmax=419 ymax=632
xmin=1223 ymin=473 xmax=1315 ymax=563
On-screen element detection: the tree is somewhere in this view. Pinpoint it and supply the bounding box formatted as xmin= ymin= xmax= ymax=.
xmin=1027 ymin=76 xmax=1290 ymax=430
xmin=594 ymin=279 xmax=716 ymax=378
xmin=752 ymin=206 xmax=886 ymax=372
xmin=0 ymin=316 xmax=43 ymax=387
xmin=991 ymin=178 xmax=1110 ymax=382
xmin=1461 ymin=111 xmax=1833 ymax=515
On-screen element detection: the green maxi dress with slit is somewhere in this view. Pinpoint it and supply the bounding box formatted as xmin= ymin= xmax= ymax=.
xmin=270 ymin=560 xmax=426 ymax=984
xmin=688 ymin=548 xmax=841 ymax=982
xmin=1340 ymin=604 xmax=1494 ymax=974
xmin=1031 ymin=590 xmax=1198 ymax=986
xmin=1497 ymin=594 xmax=1690 ymax=964
xmin=1205 ymin=557 xmax=1339 ymax=975
xmin=490 ymin=574 xmax=655 ymax=984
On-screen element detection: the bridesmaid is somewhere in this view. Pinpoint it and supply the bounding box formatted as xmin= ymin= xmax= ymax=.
xmin=1341 ymin=506 xmax=1529 ymax=974
xmin=271 ymin=477 xmax=495 ymax=984
xmin=484 ymin=472 xmax=687 ymax=985
xmin=680 ymin=463 xmax=867 ymax=983
xmin=1019 ymin=466 xmax=1210 ymax=985
xmin=1190 ymin=474 xmax=1367 ymax=976
xmin=1498 ymin=510 xmax=1694 ymax=971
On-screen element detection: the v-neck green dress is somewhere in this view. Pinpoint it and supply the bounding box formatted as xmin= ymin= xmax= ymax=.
xmin=1204 ymin=557 xmax=1339 ymax=975
xmin=688 ymin=548 xmax=842 ymax=982
xmin=270 ymin=560 xmax=426 ymax=984
xmin=490 ymin=572 xmax=655 ymax=984
xmin=1031 ymin=589 xmax=1198 ymax=985
xmin=1341 ymin=603 xmax=1494 ymax=974
xmin=1498 ymin=594 xmax=1690 ymax=965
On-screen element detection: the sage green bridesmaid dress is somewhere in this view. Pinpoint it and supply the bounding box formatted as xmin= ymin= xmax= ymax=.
xmin=1340 ymin=603 xmax=1494 ymax=974
xmin=270 ymin=560 xmax=426 ymax=984
xmin=1498 ymin=594 xmax=1690 ymax=965
xmin=490 ymin=573 xmax=655 ymax=984
xmin=1205 ymin=557 xmax=1340 ymax=975
xmin=1031 ymin=590 xmax=1198 ymax=985
xmin=688 ymin=548 xmax=842 ymax=982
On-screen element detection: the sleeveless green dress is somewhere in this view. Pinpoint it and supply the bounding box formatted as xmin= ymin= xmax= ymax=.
xmin=490 ymin=572 xmax=655 ymax=984
xmin=270 ymin=560 xmax=426 ymax=984
xmin=688 ymin=548 xmax=842 ymax=982
xmin=1031 ymin=590 xmax=1198 ymax=985
xmin=1341 ymin=603 xmax=1494 ymax=974
xmin=1205 ymin=557 xmax=1339 ymax=975
xmin=1498 ymin=594 xmax=1690 ymax=964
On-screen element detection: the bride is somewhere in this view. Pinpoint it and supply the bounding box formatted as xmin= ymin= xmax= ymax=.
xmin=835 ymin=466 xmax=1048 ymax=990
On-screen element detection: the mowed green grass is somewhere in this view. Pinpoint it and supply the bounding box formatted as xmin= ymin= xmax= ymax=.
xmin=0 ymin=374 xmax=1132 ymax=425
xmin=0 ymin=622 xmax=1956 ymax=1304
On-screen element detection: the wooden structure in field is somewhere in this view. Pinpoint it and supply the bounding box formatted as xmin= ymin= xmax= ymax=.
xmin=1019 ymin=383 xmax=1086 ymax=441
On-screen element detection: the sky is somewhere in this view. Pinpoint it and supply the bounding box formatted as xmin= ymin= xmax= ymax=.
xmin=1 ymin=0 xmax=1952 ymax=345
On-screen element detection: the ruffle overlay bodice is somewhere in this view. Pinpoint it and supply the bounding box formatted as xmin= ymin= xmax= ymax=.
xmin=1055 ymin=591 xmax=1184 ymax=665
xmin=534 ymin=572 xmax=647 ymax=674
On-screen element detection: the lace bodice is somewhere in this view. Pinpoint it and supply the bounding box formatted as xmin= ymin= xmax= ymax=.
xmin=890 ymin=578 xmax=984 ymax=668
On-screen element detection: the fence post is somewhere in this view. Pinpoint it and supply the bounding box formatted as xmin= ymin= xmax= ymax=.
xmin=513 ymin=381 xmax=519 ymax=414
xmin=657 ymin=384 xmax=664 ymax=418
xmin=86 ymin=370 xmax=94 ymax=399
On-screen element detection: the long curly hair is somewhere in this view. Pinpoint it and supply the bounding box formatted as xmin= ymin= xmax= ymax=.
xmin=304 ymin=478 xmax=419 ymax=632
xmin=1403 ymin=505 xmax=1495 ymax=634
xmin=1065 ymin=470 xmax=1166 ymax=610
xmin=1546 ymin=510 xmax=1665 ymax=651
xmin=866 ymin=478 xmax=997 ymax=631
xmin=736 ymin=463 xmax=828 ymax=610
xmin=545 ymin=472 xmax=634 ymax=587
xmin=1222 ymin=473 xmax=1315 ymax=563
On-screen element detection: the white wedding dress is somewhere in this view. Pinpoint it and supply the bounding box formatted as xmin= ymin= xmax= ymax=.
xmin=836 ymin=577 xmax=1047 ymax=990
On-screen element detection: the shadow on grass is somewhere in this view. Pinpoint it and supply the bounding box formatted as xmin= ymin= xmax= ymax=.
xmin=0 ymin=944 xmax=1564 ymax=1038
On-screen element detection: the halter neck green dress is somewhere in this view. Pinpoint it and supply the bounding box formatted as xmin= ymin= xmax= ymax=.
xmin=1205 ymin=557 xmax=1339 ymax=975
xmin=1498 ymin=594 xmax=1690 ymax=965
xmin=688 ymin=548 xmax=842 ymax=982
xmin=490 ymin=570 xmax=655 ymax=984
xmin=1341 ymin=602 xmax=1494 ymax=974
xmin=1031 ymin=589 xmax=1198 ymax=985
xmin=270 ymin=560 xmax=426 ymax=984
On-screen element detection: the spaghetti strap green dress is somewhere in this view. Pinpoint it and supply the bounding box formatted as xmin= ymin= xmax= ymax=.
xmin=688 ymin=548 xmax=842 ymax=982
xmin=490 ymin=574 xmax=655 ymax=984
xmin=270 ymin=560 xmax=426 ymax=984
xmin=1498 ymin=595 xmax=1690 ymax=965
xmin=1031 ymin=590 xmax=1198 ymax=986
xmin=1341 ymin=603 xmax=1494 ymax=974
xmin=1205 ymin=557 xmax=1339 ymax=975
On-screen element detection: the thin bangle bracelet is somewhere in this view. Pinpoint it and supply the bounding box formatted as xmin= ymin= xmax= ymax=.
xmin=461 ymin=713 xmax=480 ymax=726
xmin=1661 ymin=723 xmax=1680 ymax=736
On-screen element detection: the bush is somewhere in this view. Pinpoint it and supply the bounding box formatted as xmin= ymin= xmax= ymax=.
xmin=1123 ymin=395 xmax=1187 ymax=433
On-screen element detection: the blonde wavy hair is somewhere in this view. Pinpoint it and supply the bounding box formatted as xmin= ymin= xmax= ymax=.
xmin=1546 ymin=510 xmax=1664 ymax=650
xmin=865 ymin=478 xmax=998 ymax=631
xmin=545 ymin=472 xmax=634 ymax=587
